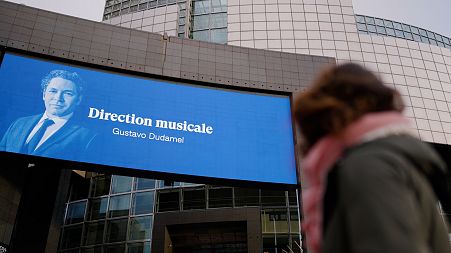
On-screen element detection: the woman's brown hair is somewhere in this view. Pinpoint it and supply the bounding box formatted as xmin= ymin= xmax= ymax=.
xmin=293 ymin=63 xmax=404 ymax=153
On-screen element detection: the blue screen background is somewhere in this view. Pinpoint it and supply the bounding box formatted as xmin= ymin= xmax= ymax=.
xmin=0 ymin=53 xmax=297 ymax=184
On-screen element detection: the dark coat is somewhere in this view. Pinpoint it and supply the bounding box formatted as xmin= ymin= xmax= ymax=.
xmin=322 ymin=134 xmax=451 ymax=253
xmin=0 ymin=114 xmax=97 ymax=161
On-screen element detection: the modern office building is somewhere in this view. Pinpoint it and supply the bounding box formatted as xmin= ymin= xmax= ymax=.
xmin=0 ymin=0 xmax=450 ymax=253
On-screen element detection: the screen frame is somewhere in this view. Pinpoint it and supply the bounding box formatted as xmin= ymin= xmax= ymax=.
xmin=0 ymin=47 xmax=301 ymax=190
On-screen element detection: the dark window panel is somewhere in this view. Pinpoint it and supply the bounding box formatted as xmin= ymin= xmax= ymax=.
xmin=183 ymin=187 xmax=206 ymax=210
xmin=88 ymin=197 xmax=108 ymax=220
xmin=84 ymin=221 xmax=105 ymax=246
xmin=66 ymin=201 xmax=87 ymax=224
xmin=157 ymin=190 xmax=180 ymax=212
xmin=60 ymin=225 xmax=83 ymax=249
xmin=121 ymin=8 xmax=130 ymax=14
xmin=105 ymin=244 xmax=126 ymax=253
xmin=288 ymin=190 xmax=298 ymax=207
xmin=81 ymin=246 xmax=103 ymax=253
xmin=130 ymin=5 xmax=138 ymax=12
xmin=90 ymin=175 xmax=111 ymax=197
xmin=106 ymin=219 xmax=128 ymax=243
xmin=128 ymin=242 xmax=151 ymax=253
xmin=234 ymin=187 xmax=260 ymax=207
xmin=261 ymin=189 xmax=286 ymax=207
xmin=208 ymin=187 xmax=233 ymax=208
xmin=129 ymin=216 xmax=152 ymax=240
xmin=139 ymin=3 xmax=148 ymax=10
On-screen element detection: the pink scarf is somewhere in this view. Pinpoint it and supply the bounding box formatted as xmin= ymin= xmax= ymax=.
xmin=301 ymin=111 xmax=410 ymax=253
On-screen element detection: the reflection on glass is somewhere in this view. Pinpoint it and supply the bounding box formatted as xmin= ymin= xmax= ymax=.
xmin=133 ymin=191 xmax=155 ymax=215
xmin=88 ymin=197 xmax=108 ymax=220
xmin=193 ymin=0 xmax=210 ymax=14
xmin=106 ymin=218 xmax=128 ymax=242
xmin=192 ymin=30 xmax=210 ymax=42
xmin=66 ymin=201 xmax=87 ymax=224
xmin=211 ymin=28 xmax=227 ymax=44
xmin=135 ymin=178 xmax=156 ymax=190
xmin=111 ymin=175 xmax=133 ymax=194
xmin=129 ymin=216 xmax=152 ymax=240
xmin=84 ymin=221 xmax=105 ymax=245
xmin=109 ymin=194 xmax=131 ymax=217
xmin=193 ymin=14 xmax=210 ymax=30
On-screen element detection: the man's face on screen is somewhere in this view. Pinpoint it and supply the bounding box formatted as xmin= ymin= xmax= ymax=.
xmin=43 ymin=77 xmax=81 ymax=117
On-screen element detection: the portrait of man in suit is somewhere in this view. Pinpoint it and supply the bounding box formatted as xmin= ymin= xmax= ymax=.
xmin=0 ymin=70 xmax=97 ymax=161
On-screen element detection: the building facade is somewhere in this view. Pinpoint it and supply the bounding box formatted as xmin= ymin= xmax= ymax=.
xmin=0 ymin=0 xmax=449 ymax=253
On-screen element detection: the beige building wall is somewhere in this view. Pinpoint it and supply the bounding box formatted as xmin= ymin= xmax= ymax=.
xmin=226 ymin=0 xmax=451 ymax=145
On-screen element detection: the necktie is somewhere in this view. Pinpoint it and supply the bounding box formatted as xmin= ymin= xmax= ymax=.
xmin=26 ymin=119 xmax=55 ymax=154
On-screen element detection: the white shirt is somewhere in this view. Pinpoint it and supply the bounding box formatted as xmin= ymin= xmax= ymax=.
xmin=25 ymin=112 xmax=73 ymax=150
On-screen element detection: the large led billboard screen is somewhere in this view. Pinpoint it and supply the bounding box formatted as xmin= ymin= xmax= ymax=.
xmin=0 ymin=53 xmax=297 ymax=184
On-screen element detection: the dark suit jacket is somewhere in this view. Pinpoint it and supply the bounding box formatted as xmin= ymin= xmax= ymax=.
xmin=0 ymin=114 xmax=97 ymax=161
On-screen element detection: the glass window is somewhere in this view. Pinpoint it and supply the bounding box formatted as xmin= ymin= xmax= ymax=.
xmin=66 ymin=201 xmax=86 ymax=224
xmin=386 ymin=28 xmax=395 ymax=36
xmin=419 ymin=28 xmax=427 ymax=36
xmin=355 ymin=15 xmax=365 ymax=23
xmin=401 ymin=24 xmax=411 ymax=32
xmin=179 ymin=9 xmax=186 ymax=17
xmin=178 ymin=32 xmax=185 ymax=38
xmin=193 ymin=14 xmax=210 ymax=30
xmin=88 ymin=197 xmax=108 ymax=220
xmin=157 ymin=190 xmax=180 ymax=212
xmin=376 ymin=26 xmax=386 ymax=35
xmin=443 ymin=37 xmax=450 ymax=44
xmin=211 ymin=0 xmax=227 ymax=12
xmin=113 ymin=4 xmax=121 ymax=10
xmin=393 ymin=22 xmax=402 ymax=30
xmin=111 ymin=175 xmax=133 ymax=194
xmin=121 ymin=8 xmax=130 ymax=14
xmin=149 ymin=0 xmax=157 ymax=7
xmin=135 ymin=178 xmax=156 ymax=191
xmin=192 ymin=30 xmax=210 ymax=42
xmin=132 ymin=191 xmax=155 ymax=215
xmin=208 ymin=187 xmax=233 ymax=208
xmin=429 ymin=39 xmax=437 ymax=46
xmin=179 ymin=24 xmax=185 ymax=32
xmin=210 ymin=28 xmax=227 ymax=44
xmin=374 ymin=18 xmax=384 ymax=26
xmin=436 ymin=34 xmax=443 ymax=42
xmin=122 ymin=1 xmax=130 ymax=7
xmin=384 ymin=20 xmax=393 ymax=28
xmin=210 ymin=13 xmax=227 ymax=28
xmin=109 ymin=194 xmax=131 ymax=218
xmin=364 ymin=16 xmax=375 ymax=25
xmin=112 ymin=11 xmax=120 ymax=17
xmin=129 ymin=216 xmax=152 ymax=240
xmin=411 ymin=26 xmax=419 ymax=34
xmin=128 ymin=242 xmax=151 ymax=253
xmin=289 ymin=208 xmax=300 ymax=233
xmin=261 ymin=209 xmax=289 ymax=233
xmin=395 ymin=29 xmax=404 ymax=38
xmin=60 ymin=225 xmax=83 ymax=249
xmin=81 ymin=246 xmax=103 ymax=253
xmin=367 ymin=24 xmax=376 ymax=33
xmin=261 ymin=190 xmax=286 ymax=207
xmin=413 ymin=34 xmax=421 ymax=42
xmin=288 ymin=190 xmax=298 ymax=207
xmin=404 ymin=32 xmax=413 ymax=40
xmin=193 ymin=0 xmax=210 ymax=15
xmin=427 ymin=30 xmax=435 ymax=39
xmin=105 ymin=244 xmax=126 ymax=253
xmin=357 ymin=23 xmax=366 ymax=31
xmin=179 ymin=3 xmax=186 ymax=10
xmin=437 ymin=41 xmax=444 ymax=47
xmin=421 ymin=36 xmax=429 ymax=43
xmin=90 ymin=175 xmax=111 ymax=197
xmin=130 ymin=5 xmax=138 ymax=12
xmin=158 ymin=0 xmax=167 ymax=5
xmin=179 ymin=17 xmax=185 ymax=25
xmin=182 ymin=187 xmax=206 ymax=210
xmin=139 ymin=3 xmax=148 ymax=10
xmin=235 ymin=187 xmax=259 ymax=207
xmin=106 ymin=218 xmax=128 ymax=242
xmin=84 ymin=221 xmax=105 ymax=245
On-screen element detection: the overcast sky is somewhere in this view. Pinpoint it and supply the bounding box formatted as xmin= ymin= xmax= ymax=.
xmin=5 ymin=0 xmax=451 ymax=37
